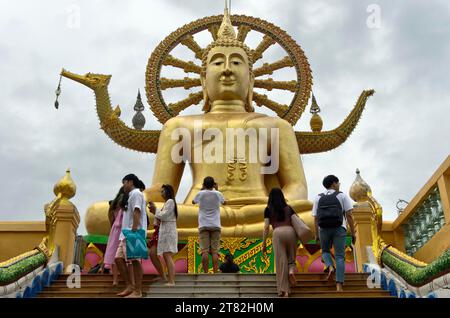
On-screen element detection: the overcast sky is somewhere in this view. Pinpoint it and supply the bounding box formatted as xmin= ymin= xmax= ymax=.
xmin=0 ymin=0 xmax=449 ymax=235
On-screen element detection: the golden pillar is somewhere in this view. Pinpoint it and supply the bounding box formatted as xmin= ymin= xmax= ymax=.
xmin=45 ymin=169 xmax=80 ymax=273
xmin=351 ymin=202 xmax=373 ymax=272
xmin=349 ymin=169 xmax=374 ymax=272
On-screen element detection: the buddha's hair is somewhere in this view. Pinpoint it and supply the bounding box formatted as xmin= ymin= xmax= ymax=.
xmin=201 ymin=38 xmax=254 ymax=77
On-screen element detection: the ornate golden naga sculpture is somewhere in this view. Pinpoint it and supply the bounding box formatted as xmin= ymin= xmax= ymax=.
xmin=61 ymin=5 xmax=374 ymax=239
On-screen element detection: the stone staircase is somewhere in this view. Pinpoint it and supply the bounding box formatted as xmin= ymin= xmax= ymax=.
xmin=37 ymin=273 xmax=393 ymax=298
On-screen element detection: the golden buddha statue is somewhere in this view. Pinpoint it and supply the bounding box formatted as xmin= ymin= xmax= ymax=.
xmin=61 ymin=5 xmax=374 ymax=239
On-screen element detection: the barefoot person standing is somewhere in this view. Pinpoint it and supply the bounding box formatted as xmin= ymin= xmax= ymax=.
xmin=147 ymin=217 xmax=167 ymax=282
xmin=103 ymin=186 xmax=127 ymax=286
xmin=115 ymin=174 xmax=148 ymax=298
xmin=148 ymin=184 xmax=178 ymax=286
xmin=262 ymin=188 xmax=298 ymax=297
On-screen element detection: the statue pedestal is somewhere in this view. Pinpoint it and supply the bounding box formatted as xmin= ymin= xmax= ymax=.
xmin=80 ymin=236 xmax=356 ymax=274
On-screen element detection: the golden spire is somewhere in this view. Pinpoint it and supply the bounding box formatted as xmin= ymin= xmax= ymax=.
xmin=310 ymin=94 xmax=321 ymax=114
xmin=309 ymin=93 xmax=323 ymax=132
xmin=217 ymin=0 xmax=236 ymax=40
xmin=53 ymin=168 xmax=77 ymax=200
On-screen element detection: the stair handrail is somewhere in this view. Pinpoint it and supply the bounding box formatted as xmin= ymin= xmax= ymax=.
xmin=0 ymin=169 xmax=78 ymax=297
xmin=391 ymin=156 xmax=450 ymax=258
xmin=366 ymin=190 xmax=450 ymax=296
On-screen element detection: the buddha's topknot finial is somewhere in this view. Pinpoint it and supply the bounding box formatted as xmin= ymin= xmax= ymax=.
xmin=218 ymin=0 xmax=236 ymax=40
xmin=201 ymin=1 xmax=253 ymax=77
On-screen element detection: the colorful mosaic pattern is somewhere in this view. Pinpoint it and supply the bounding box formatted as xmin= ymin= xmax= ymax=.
xmin=188 ymin=237 xmax=275 ymax=273
xmin=186 ymin=237 xmax=357 ymax=274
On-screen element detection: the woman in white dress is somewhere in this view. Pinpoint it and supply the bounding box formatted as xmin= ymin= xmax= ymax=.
xmin=148 ymin=184 xmax=178 ymax=286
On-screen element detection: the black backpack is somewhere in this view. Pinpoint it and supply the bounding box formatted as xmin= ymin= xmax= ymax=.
xmin=317 ymin=191 xmax=343 ymax=228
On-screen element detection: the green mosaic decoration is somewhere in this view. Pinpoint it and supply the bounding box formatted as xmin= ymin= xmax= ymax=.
xmin=83 ymin=234 xmax=109 ymax=245
xmin=381 ymin=248 xmax=450 ymax=286
xmin=0 ymin=251 xmax=47 ymax=286
xmin=188 ymin=237 xmax=275 ymax=273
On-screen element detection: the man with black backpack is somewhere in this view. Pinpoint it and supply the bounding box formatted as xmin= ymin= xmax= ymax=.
xmin=312 ymin=175 xmax=356 ymax=292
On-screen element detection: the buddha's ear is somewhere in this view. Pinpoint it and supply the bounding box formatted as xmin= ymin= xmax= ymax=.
xmin=200 ymin=76 xmax=210 ymax=112
xmin=246 ymin=73 xmax=255 ymax=112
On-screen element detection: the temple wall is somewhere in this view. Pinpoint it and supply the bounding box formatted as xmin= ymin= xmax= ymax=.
xmin=413 ymin=224 xmax=450 ymax=263
xmin=0 ymin=221 xmax=47 ymax=262
xmin=387 ymin=156 xmax=450 ymax=263
xmin=381 ymin=222 xmax=396 ymax=247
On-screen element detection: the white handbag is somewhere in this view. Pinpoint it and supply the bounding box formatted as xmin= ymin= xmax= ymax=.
xmin=290 ymin=209 xmax=313 ymax=244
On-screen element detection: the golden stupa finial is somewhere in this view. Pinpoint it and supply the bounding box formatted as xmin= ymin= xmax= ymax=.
xmin=349 ymin=168 xmax=372 ymax=202
xmin=309 ymin=93 xmax=323 ymax=132
xmin=217 ymin=0 xmax=236 ymax=40
xmin=53 ymin=168 xmax=77 ymax=200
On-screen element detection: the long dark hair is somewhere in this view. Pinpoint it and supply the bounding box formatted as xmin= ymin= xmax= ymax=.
xmin=267 ymin=188 xmax=288 ymax=222
xmin=110 ymin=186 xmax=128 ymax=212
xmin=108 ymin=186 xmax=128 ymax=226
xmin=162 ymin=184 xmax=178 ymax=218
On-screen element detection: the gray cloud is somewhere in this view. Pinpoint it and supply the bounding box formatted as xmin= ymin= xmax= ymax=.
xmin=0 ymin=0 xmax=449 ymax=235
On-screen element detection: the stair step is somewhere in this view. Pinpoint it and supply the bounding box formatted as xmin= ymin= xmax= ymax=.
xmin=283 ymin=294 xmax=392 ymax=298
xmin=37 ymin=291 xmax=146 ymax=298
xmin=55 ymin=274 xmax=369 ymax=282
xmin=45 ymin=284 xmax=371 ymax=294
xmin=52 ymin=277 xmax=367 ymax=288
xmin=38 ymin=273 xmax=388 ymax=299
xmin=290 ymin=290 xmax=391 ymax=296
xmin=50 ymin=281 xmax=280 ymax=287
xmin=37 ymin=290 xmax=390 ymax=298
xmin=58 ymin=273 xmax=369 ymax=278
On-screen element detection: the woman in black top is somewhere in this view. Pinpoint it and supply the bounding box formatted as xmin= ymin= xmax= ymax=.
xmin=262 ymin=188 xmax=298 ymax=297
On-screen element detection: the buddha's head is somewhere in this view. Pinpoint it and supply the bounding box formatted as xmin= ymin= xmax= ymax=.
xmin=201 ymin=8 xmax=254 ymax=112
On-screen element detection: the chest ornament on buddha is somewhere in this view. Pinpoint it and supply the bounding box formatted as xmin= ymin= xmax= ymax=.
xmin=227 ymin=157 xmax=248 ymax=182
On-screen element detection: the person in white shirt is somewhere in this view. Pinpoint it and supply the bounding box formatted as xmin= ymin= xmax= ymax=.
xmin=148 ymin=184 xmax=178 ymax=286
xmin=115 ymin=174 xmax=147 ymax=298
xmin=192 ymin=177 xmax=225 ymax=273
xmin=312 ymin=175 xmax=356 ymax=292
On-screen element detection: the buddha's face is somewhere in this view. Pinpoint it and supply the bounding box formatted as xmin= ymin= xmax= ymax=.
xmin=203 ymin=46 xmax=253 ymax=103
